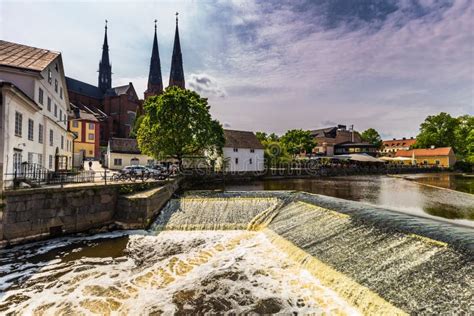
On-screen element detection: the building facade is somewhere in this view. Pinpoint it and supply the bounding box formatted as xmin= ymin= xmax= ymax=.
xmin=69 ymin=104 xmax=100 ymax=160
xmin=395 ymin=147 xmax=456 ymax=168
xmin=105 ymin=138 xmax=155 ymax=170
xmin=381 ymin=137 xmax=416 ymax=157
xmin=0 ymin=40 xmax=72 ymax=186
xmin=310 ymin=125 xmax=362 ymax=156
xmin=219 ymin=130 xmax=265 ymax=172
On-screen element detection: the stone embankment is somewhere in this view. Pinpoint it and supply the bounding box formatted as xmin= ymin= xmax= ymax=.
xmin=0 ymin=179 xmax=180 ymax=247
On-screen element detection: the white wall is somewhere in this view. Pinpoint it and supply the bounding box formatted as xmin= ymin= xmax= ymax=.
xmin=107 ymin=152 xmax=155 ymax=170
xmin=223 ymin=147 xmax=264 ymax=172
xmin=0 ymin=55 xmax=72 ymax=185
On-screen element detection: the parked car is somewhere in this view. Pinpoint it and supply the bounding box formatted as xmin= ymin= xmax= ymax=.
xmin=121 ymin=165 xmax=147 ymax=176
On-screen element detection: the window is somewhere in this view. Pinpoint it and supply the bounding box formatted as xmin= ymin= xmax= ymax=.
xmin=60 ymin=87 xmax=63 ymax=99
xmin=114 ymin=158 xmax=122 ymax=166
xmin=89 ymin=123 xmax=95 ymax=130
xmin=88 ymin=134 xmax=95 ymax=140
xmin=49 ymin=129 xmax=54 ymax=146
xmin=435 ymin=160 xmax=440 ymax=165
xmin=54 ymin=79 xmax=58 ymax=92
xmin=233 ymin=148 xmax=238 ymax=152
xmin=38 ymin=154 xmax=43 ymax=166
xmin=14 ymin=112 xmax=22 ymax=136
xmin=28 ymin=119 xmax=34 ymax=140
xmin=48 ymin=69 xmax=52 ymax=83
xmin=28 ymin=152 xmax=33 ymax=164
xmin=49 ymin=155 xmax=53 ymax=169
xmin=60 ymin=109 xmax=63 ymax=122
xmin=38 ymin=124 xmax=43 ymax=144
xmin=249 ymin=158 xmax=253 ymax=164
xmin=47 ymin=97 xmax=51 ymax=111
xmin=235 ymin=158 xmax=239 ymax=164
xmin=54 ymin=104 xmax=57 ymax=117
xmin=38 ymin=88 xmax=44 ymax=105
xmin=61 ymin=135 xmax=64 ymax=149
xmin=72 ymin=120 xmax=78 ymax=128
xmin=423 ymin=160 xmax=428 ymax=165
xmin=250 ymin=149 xmax=255 ymax=153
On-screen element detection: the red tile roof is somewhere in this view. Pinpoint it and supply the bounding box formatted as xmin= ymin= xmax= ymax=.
xmin=0 ymin=40 xmax=59 ymax=72
xmin=383 ymin=138 xmax=416 ymax=147
xmin=395 ymin=147 xmax=453 ymax=157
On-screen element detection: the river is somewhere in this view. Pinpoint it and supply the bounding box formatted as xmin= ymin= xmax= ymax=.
xmin=198 ymin=173 xmax=474 ymax=227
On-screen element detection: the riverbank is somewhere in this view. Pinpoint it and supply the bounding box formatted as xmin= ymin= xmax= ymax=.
xmin=392 ymin=173 xmax=474 ymax=194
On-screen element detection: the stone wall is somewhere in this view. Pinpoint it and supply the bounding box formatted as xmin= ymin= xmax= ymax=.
xmin=115 ymin=179 xmax=181 ymax=229
xmin=0 ymin=180 xmax=180 ymax=247
xmin=1 ymin=185 xmax=119 ymax=246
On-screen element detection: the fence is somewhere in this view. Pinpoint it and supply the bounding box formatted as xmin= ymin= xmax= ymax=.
xmin=4 ymin=162 xmax=96 ymax=189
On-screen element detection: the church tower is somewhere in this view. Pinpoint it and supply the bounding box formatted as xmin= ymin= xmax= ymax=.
xmin=98 ymin=20 xmax=112 ymax=94
xmin=169 ymin=13 xmax=185 ymax=88
xmin=144 ymin=20 xmax=163 ymax=99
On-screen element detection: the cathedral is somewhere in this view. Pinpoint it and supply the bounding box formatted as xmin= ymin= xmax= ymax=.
xmin=66 ymin=15 xmax=185 ymax=147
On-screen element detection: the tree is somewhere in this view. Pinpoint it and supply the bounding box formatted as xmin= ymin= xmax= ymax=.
xmin=279 ymin=129 xmax=315 ymax=157
xmin=454 ymin=115 xmax=474 ymax=158
xmin=137 ymin=86 xmax=225 ymax=168
xmin=255 ymin=132 xmax=267 ymax=143
xmin=360 ymin=128 xmax=382 ymax=147
xmin=129 ymin=114 xmax=144 ymax=138
xmin=414 ymin=112 xmax=459 ymax=150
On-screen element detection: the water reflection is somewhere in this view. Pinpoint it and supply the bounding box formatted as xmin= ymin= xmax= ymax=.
xmin=201 ymin=175 xmax=474 ymax=226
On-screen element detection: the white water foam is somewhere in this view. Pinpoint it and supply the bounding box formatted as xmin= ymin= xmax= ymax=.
xmin=0 ymin=231 xmax=360 ymax=315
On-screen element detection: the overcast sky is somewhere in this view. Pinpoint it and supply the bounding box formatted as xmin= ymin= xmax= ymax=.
xmin=2 ymin=0 xmax=473 ymax=139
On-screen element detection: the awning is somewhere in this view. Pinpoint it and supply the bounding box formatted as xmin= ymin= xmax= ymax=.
xmin=333 ymin=154 xmax=385 ymax=163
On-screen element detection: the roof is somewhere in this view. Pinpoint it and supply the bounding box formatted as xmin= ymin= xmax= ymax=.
xmin=0 ymin=40 xmax=59 ymax=72
xmin=224 ymin=130 xmax=264 ymax=149
xmin=66 ymin=77 xmax=103 ymax=99
xmin=335 ymin=141 xmax=378 ymax=148
xmin=383 ymin=138 xmax=416 ymax=147
xmin=109 ymin=138 xmax=141 ymax=154
xmin=106 ymin=84 xmax=130 ymax=96
xmin=310 ymin=127 xmax=338 ymax=138
xmin=395 ymin=147 xmax=453 ymax=157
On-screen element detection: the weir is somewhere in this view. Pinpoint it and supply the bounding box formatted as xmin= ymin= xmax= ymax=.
xmin=150 ymin=191 xmax=473 ymax=314
xmin=0 ymin=190 xmax=472 ymax=314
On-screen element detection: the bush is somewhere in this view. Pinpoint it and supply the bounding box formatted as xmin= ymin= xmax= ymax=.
xmin=453 ymin=161 xmax=474 ymax=173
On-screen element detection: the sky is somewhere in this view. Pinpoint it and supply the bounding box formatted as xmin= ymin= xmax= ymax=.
xmin=1 ymin=0 xmax=473 ymax=139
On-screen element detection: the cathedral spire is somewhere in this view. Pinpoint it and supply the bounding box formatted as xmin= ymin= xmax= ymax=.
xmin=169 ymin=12 xmax=185 ymax=89
xmin=144 ymin=19 xmax=163 ymax=99
xmin=98 ymin=19 xmax=112 ymax=94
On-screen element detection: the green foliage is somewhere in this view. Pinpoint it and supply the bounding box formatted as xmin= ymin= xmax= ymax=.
xmin=118 ymin=182 xmax=155 ymax=195
xmin=280 ymin=129 xmax=315 ymax=157
xmin=414 ymin=113 xmax=474 ymax=162
xmin=129 ymin=115 xmax=145 ymax=138
xmin=137 ymin=87 xmax=225 ymax=167
xmin=360 ymin=128 xmax=382 ymax=148
xmin=414 ymin=112 xmax=459 ymax=150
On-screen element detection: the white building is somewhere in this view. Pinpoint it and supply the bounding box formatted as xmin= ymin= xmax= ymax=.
xmin=105 ymin=138 xmax=155 ymax=170
xmin=0 ymin=40 xmax=73 ymax=187
xmin=220 ymin=130 xmax=265 ymax=172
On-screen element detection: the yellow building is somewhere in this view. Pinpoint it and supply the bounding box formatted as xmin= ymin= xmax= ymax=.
xmin=395 ymin=147 xmax=456 ymax=168
xmin=69 ymin=109 xmax=100 ymax=159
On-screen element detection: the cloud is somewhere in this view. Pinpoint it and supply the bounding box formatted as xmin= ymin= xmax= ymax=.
xmin=188 ymin=73 xmax=227 ymax=98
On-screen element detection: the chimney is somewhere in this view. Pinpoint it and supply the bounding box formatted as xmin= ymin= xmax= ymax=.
xmin=410 ymin=137 xmax=414 ymax=139
xmin=393 ymin=138 xmax=396 ymax=140
xmin=402 ymin=137 xmax=406 ymax=140
xmin=430 ymin=145 xmax=435 ymax=149
xmin=337 ymin=124 xmax=346 ymax=130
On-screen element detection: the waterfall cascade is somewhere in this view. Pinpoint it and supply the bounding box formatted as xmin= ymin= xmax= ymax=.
xmin=0 ymin=191 xmax=472 ymax=314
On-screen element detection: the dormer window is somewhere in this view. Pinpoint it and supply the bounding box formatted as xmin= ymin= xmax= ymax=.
xmin=60 ymin=87 xmax=63 ymax=99
xmin=54 ymin=79 xmax=58 ymax=92
xmin=48 ymin=69 xmax=52 ymax=84
xmin=233 ymin=148 xmax=238 ymax=152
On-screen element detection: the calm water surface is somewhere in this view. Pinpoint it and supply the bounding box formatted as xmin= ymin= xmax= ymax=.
xmin=201 ymin=174 xmax=474 ymax=227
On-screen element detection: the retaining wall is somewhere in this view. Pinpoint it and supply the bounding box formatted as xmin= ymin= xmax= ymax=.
xmin=0 ymin=180 xmax=179 ymax=247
